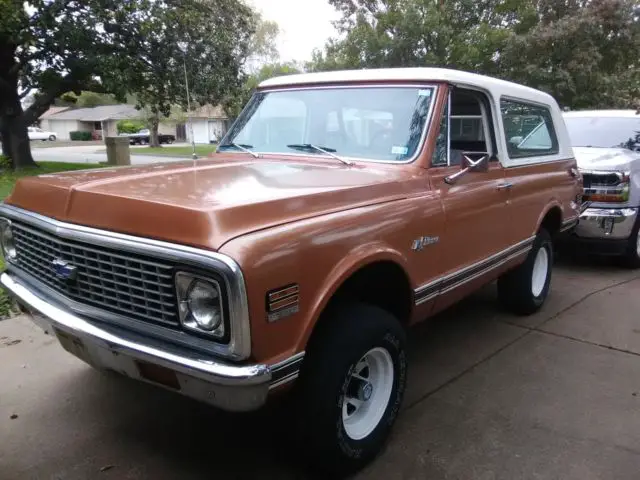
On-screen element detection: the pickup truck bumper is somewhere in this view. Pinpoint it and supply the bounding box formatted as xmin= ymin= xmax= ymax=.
xmin=559 ymin=207 xmax=638 ymax=255
xmin=1 ymin=272 xmax=302 ymax=412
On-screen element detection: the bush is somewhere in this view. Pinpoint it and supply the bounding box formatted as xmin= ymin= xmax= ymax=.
xmin=0 ymin=155 xmax=11 ymax=169
xmin=69 ymin=131 xmax=92 ymax=141
xmin=117 ymin=119 xmax=145 ymax=134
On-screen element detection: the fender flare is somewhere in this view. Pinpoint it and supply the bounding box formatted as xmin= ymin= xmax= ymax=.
xmin=293 ymin=242 xmax=413 ymax=352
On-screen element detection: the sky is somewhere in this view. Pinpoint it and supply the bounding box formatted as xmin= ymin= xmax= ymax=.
xmin=248 ymin=0 xmax=339 ymax=63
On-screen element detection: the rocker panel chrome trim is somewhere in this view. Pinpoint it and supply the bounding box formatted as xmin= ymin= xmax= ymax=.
xmin=414 ymin=236 xmax=535 ymax=305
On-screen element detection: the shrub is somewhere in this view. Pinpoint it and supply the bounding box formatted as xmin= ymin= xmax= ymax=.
xmin=117 ymin=119 xmax=145 ymax=134
xmin=0 ymin=155 xmax=11 ymax=169
xmin=69 ymin=131 xmax=92 ymax=141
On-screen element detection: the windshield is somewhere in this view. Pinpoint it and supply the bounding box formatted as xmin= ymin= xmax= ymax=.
xmin=564 ymin=115 xmax=640 ymax=150
xmin=219 ymin=86 xmax=436 ymax=162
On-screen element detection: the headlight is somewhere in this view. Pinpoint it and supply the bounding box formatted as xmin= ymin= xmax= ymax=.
xmin=0 ymin=219 xmax=16 ymax=261
xmin=582 ymin=170 xmax=630 ymax=203
xmin=175 ymin=272 xmax=226 ymax=339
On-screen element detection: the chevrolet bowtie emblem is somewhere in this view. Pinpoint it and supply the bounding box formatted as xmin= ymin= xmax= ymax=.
xmin=52 ymin=258 xmax=77 ymax=283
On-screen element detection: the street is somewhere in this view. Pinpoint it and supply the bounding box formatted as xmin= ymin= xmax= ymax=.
xmin=30 ymin=143 xmax=196 ymax=165
xmin=1 ymin=256 xmax=640 ymax=479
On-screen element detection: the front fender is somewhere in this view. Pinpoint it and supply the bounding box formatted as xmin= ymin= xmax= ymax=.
xmin=219 ymin=198 xmax=424 ymax=365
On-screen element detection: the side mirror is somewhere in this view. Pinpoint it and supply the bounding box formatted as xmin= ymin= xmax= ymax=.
xmin=509 ymin=136 xmax=523 ymax=145
xmin=445 ymin=153 xmax=489 ymax=185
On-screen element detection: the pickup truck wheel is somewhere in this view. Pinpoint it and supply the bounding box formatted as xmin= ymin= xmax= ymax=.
xmin=497 ymin=228 xmax=553 ymax=315
xmin=294 ymin=303 xmax=407 ymax=476
xmin=622 ymin=218 xmax=640 ymax=268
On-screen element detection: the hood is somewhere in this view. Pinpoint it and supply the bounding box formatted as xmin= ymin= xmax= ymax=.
xmin=5 ymin=155 xmax=418 ymax=250
xmin=573 ymin=147 xmax=640 ymax=172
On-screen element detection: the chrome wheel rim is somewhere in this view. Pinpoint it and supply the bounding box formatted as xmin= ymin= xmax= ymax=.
xmin=341 ymin=347 xmax=394 ymax=441
xmin=636 ymin=233 xmax=640 ymax=257
xmin=531 ymin=246 xmax=549 ymax=297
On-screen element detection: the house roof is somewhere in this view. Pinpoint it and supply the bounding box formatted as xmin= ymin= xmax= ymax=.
xmin=188 ymin=104 xmax=226 ymax=119
xmin=39 ymin=106 xmax=71 ymax=119
xmin=46 ymin=104 xmax=142 ymax=122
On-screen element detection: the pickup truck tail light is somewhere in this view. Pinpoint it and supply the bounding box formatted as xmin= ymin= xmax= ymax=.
xmin=581 ymin=170 xmax=630 ymax=203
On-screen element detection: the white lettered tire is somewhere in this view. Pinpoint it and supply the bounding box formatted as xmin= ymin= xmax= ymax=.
xmin=294 ymin=302 xmax=407 ymax=476
xmin=498 ymin=228 xmax=553 ymax=315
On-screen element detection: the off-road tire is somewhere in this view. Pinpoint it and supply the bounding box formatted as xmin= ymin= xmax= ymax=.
xmin=498 ymin=228 xmax=553 ymax=315
xmin=294 ymin=302 xmax=407 ymax=477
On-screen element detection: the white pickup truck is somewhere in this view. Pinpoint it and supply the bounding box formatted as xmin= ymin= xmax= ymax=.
xmin=559 ymin=109 xmax=640 ymax=267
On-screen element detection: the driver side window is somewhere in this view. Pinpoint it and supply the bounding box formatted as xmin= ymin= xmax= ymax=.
xmin=431 ymin=88 xmax=496 ymax=168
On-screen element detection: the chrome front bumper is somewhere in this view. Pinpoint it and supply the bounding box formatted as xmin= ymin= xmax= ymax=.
xmin=2 ymin=272 xmax=303 ymax=412
xmin=574 ymin=207 xmax=638 ymax=240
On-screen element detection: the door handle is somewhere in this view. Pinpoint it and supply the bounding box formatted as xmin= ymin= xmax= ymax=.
xmin=496 ymin=182 xmax=513 ymax=191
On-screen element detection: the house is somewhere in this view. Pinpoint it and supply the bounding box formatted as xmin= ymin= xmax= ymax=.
xmin=39 ymin=105 xmax=180 ymax=141
xmin=186 ymin=105 xmax=230 ymax=144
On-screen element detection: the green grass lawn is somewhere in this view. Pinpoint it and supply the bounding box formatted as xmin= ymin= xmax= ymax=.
xmin=0 ymin=161 xmax=103 ymax=318
xmin=130 ymin=144 xmax=218 ymax=157
xmin=0 ymin=161 xmax=104 ymax=200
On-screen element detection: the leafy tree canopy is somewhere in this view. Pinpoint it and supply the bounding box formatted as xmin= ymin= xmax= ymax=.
xmin=0 ymin=0 xmax=256 ymax=164
xmin=309 ymin=0 xmax=640 ymax=109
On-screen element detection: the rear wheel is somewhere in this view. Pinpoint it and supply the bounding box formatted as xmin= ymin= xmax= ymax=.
xmin=48 ymin=135 xmax=56 ymax=141
xmin=498 ymin=228 xmax=553 ymax=315
xmin=294 ymin=302 xmax=407 ymax=476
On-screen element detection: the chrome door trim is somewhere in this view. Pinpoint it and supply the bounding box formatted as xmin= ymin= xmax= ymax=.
xmin=414 ymin=236 xmax=535 ymax=305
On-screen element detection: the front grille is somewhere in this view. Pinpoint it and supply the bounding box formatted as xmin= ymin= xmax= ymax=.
xmin=11 ymin=221 xmax=179 ymax=327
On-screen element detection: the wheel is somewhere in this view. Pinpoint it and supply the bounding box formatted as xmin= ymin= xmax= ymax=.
xmin=166 ymin=137 xmax=174 ymax=144
xmin=48 ymin=135 xmax=56 ymax=141
xmin=141 ymin=138 xmax=148 ymax=145
xmin=621 ymin=217 xmax=640 ymax=268
xmin=294 ymin=302 xmax=407 ymax=476
xmin=498 ymin=228 xmax=553 ymax=315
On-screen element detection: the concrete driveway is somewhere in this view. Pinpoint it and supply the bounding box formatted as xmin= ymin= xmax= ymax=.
xmin=30 ymin=143 xmax=196 ymax=165
xmin=1 ymin=256 xmax=640 ymax=479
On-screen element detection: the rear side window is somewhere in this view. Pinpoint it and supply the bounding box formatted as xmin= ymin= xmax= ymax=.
xmin=500 ymin=99 xmax=559 ymax=159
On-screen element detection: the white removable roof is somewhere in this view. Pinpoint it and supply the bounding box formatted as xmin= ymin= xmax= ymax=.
xmin=564 ymin=109 xmax=640 ymax=118
xmin=259 ymin=67 xmax=572 ymax=167
xmin=259 ymin=67 xmax=555 ymax=105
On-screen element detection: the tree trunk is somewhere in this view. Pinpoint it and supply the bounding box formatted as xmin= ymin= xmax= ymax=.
xmin=149 ymin=114 xmax=160 ymax=148
xmin=0 ymin=119 xmax=11 ymax=159
xmin=5 ymin=116 xmax=36 ymax=169
xmin=0 ymin=89 xmax=36 ymax=169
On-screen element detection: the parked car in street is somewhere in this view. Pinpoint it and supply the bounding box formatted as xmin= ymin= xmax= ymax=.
xmin=0 ymin=68 xmax=581 ymax=475
xmin=559 ymin=110 xmax=640 ymax=266
xmin=121 ymin=128 xmax=176 ymax=145
xmin=27 ymin=126 xmax=57 ymax=141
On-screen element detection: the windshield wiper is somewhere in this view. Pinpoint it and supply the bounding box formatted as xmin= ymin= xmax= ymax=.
xmin=217 ymin=142 xmax=259 ymax=158
xmin=287 ymin=143 xmax=353 ymax=166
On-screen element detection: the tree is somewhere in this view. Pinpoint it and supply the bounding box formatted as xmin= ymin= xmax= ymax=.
xmin=223 ymin=62 xmax=301 ymax=119
xmin=499 ymin=0 xmax=640 ymax=109
xmin=0 ymin=0 xmax=154 ymax=167
xmin=310 ymin=0 xmax=640 ymax=109
xmin=308 ymin=0 xmax=526 ymax=73
xmin=107 ymin=0 xmax=254 ymax=147
xmin=246 ymin=13 xmax=281 ymax=70
xmin=0 ymin=0 xmax=255 ymax=166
